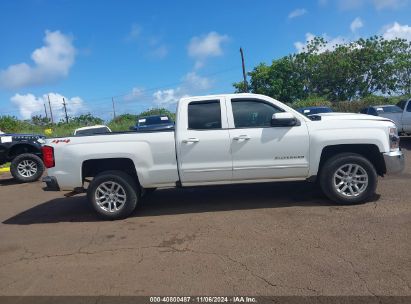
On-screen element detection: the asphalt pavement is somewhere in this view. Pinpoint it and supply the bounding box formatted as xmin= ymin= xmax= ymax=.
xmin=0 ymin=138 xmax=410 ymax=296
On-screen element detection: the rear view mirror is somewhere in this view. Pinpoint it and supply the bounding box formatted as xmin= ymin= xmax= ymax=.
xmin=271 ymin=112 xmax=298 ymax=127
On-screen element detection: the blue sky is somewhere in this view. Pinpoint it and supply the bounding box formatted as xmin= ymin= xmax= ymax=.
xmin=0 ymin=0 xmax=410 ymax=121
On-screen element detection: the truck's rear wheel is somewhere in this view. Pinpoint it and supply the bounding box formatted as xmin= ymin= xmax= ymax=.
xmin=319 ymin=153 xmax=377 ymax=204
xmin=87 ymin=170 xmax=139 ymax=220
xmin=10 ymin=153 xmax=44 ymax=183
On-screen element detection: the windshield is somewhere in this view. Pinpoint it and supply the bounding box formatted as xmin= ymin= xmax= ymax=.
xmin=376 ymin=106 xmax=403 ymax=113
xmin=138 ymin=116 xmax=171 ymax=126
xmin=76 ymin=127 xmax=110 ymax=135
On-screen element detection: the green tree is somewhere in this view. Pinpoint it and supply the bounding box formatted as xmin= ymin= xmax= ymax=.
xmin=235 ymin=36 xmax=411 ymax=102
xmin=0 ymin=116 xmax=21 ymax=133
xmin=66 ymin=113 xmax=104 ymax=126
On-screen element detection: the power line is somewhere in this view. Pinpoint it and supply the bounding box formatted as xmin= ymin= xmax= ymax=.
xmin=0 ymin=66 xmax=241 ymax=116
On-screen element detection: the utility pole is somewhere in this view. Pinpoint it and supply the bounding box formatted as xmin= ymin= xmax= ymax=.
xmin=112 ymin=97 xmax=116 ymax=119
xmin=239 ymin=47 xmax=248 ymax=93
xmin=43 ymin=102 xmax=48 ymax=120
xmin=48 ymin=95 xmax=54 ymax=124
xmin=62 ymin=98 xmax=69 ymax=124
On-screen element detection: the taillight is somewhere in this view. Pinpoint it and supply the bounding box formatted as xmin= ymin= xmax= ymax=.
xmin=42 ymin=146 xmax=55 ymax=168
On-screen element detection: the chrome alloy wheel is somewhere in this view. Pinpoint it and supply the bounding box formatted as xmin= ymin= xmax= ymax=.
xmin=17 ymin=159 xmax=38 ymax=178
xmin=95 ymin=181 xmax=127 ymax=213
xmin=333 ymin=164 xmax=369 ymax=197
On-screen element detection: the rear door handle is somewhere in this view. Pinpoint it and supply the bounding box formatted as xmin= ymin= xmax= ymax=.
xmin=233 ymin=135 xmax=250 ymax=141
xmin=182 ymin=138 xmax=200 ymax=143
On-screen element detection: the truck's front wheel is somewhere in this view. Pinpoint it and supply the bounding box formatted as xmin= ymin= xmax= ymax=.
xmin=319 ymin=153 xmax=377 ymax=204
xmin=87 ymin=171 xmax=139 ymax=220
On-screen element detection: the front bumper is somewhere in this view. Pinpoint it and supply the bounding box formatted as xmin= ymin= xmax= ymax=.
xmin=42 ymin=176 xmax=60 ymax=191
xmin=383 ymin=150 xmax=405 ymax=174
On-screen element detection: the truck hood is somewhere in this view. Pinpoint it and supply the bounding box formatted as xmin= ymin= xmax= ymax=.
xmin=315 ymin=112 xmax=393 ymax=122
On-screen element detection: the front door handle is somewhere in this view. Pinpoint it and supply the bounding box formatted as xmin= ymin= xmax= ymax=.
xmin=182 ymin=138 xmax=200 ymax=143
xmin=233 ymin=135 xmax=251 ymax=141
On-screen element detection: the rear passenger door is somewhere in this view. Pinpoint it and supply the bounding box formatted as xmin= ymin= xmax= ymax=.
xmin=177 ymin=98 xmax=232 ymax=184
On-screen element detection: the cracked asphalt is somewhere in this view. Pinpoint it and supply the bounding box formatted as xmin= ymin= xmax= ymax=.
xmin=0 ymin=139 xmax=410 ymax=296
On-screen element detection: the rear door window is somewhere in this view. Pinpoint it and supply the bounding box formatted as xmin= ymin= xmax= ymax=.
xmin=188 ymin=100 xmax=222 ymax=130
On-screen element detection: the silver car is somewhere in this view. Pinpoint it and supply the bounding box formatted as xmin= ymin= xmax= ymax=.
xmin=360 ymin=105 xmax=403 ymax=128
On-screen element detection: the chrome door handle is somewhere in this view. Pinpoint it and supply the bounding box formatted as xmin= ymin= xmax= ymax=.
xmin=233 ymin=135 xmax=250 ymax=141
xmin=182 ymin=138 xmax=200 ymax=143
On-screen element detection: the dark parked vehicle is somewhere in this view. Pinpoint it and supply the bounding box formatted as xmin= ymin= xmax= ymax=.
xmin=296 ymin=106 xmax=333 ymax=116
xmin=0 ymin=133 xmax=45 ymax=182
xmin=130 ymin=115 xmax=174 ymax=132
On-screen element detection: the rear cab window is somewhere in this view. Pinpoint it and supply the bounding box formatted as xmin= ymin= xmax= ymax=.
xmin=188 ymin=100 xmax=222 ymax=130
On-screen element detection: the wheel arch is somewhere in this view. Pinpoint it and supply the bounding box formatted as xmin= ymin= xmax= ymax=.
xmin=81 ymin=158 xmax=141 ymax=189
xmin=7 ymin=143 xmax=42 ymax=160
xmin=318 ymin=144 xmax=386 ymax=177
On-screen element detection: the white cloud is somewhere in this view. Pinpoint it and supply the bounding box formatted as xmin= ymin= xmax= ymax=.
xmin=294 ymin=32 xmax=346 ymax=53
xmin=150 ymin=45 xmax=168 ymax=59
xmin=350 ymin=17 xmax=364 ymax=32
xmin=382 ymin=22 xmax=411 ymax=41
xmin=126 ymin=24 xmax=141 ymax=42
xmin=288 ymin=8 xmax=307 ymax=19
xmin=338 ymin=0 xmax=408 ymax=10
xmin=152 ymin=72 xmax=212 ymax=106
xmin=183 ymin=72 xmax=212 ymax=91
xmin=373 ymin=0 xmax=407 ymax=9
xmin=188 ymin=32 xmax=229 ymax=68
xmin=124 ymin=87 xmax=144 ymax=101
xmin=11 ymin=92 xmax=85 ymax=120
xmin=152 ymin=88 xmax=188 ymax=107
xmin=0 ymin=30 xmax=76 ymax=90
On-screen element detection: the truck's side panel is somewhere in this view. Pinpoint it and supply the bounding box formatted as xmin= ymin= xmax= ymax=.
xmin=47 ymin=132 xmax=178 ymax=190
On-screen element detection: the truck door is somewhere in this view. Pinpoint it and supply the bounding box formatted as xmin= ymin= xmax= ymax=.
xmin=226 ymin=97 xmax=310 ymax=181
xmin=176 ymin=98 xmax=232 ymax=184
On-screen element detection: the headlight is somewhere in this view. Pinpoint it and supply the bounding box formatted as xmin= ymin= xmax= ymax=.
xmin=389 ymin=126 xmax=400 ymax=151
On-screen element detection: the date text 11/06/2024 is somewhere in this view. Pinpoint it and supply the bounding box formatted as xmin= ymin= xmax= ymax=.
xmin=150 ymin=296 xmax=257 ymax=303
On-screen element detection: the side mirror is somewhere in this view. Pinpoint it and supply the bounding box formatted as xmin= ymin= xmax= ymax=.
xmin=271 ymin=112 xmax=298 ymax=127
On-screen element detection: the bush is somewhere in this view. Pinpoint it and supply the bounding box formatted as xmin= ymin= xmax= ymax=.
xmin=108 ymin=108 xmax=176 ymax=132
xmin=0 ymin=116 xmax=21 ymax=133
xmin=291 ymin=96 xmax=332 ymax=109
xmin=332 ymin=95 xmax=407 ymax=113
xmin=68 ymin=113 xmax=104 ymax=126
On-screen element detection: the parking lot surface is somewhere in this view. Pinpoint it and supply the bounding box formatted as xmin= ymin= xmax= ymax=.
xmin=0 ymin=139 xmax=410 ymax=296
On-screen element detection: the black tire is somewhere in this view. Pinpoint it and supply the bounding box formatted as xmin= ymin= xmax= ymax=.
xmin=10 ymin=153 xmax=45 ymax=183
xmin=87 ymin=170 xmax=139 ymax=220
xmin=319 ymin=153 xmax=377 ymax=205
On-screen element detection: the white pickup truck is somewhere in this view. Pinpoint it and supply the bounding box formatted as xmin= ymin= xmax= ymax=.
xmin=42 ymin=93 xmax=405 ymax=220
